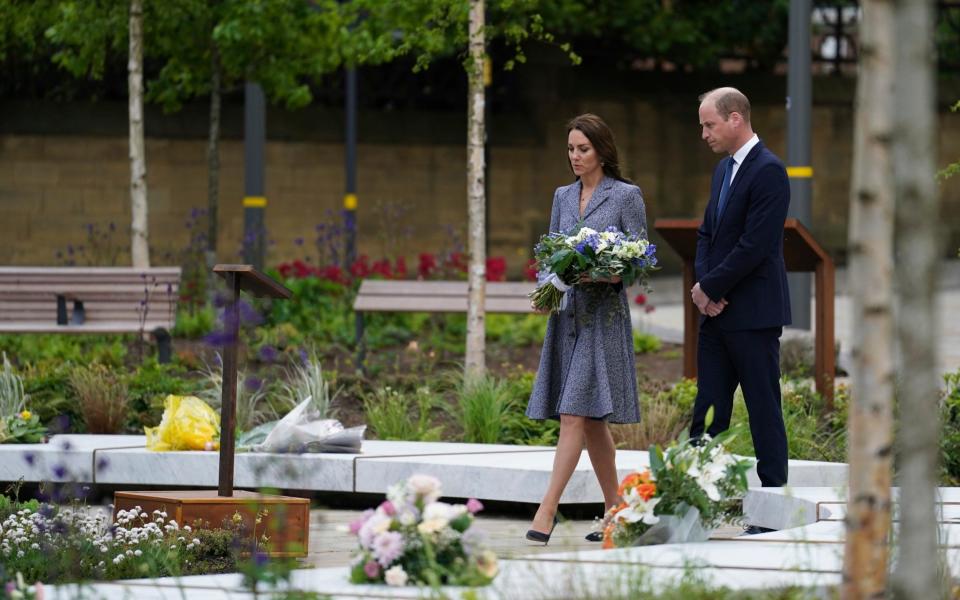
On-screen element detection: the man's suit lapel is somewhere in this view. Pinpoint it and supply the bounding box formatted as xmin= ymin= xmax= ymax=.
xmin=714 ymin=143 xmax=763 ymax=232
xmin=581 ymin=176 xmax=614 ymax=221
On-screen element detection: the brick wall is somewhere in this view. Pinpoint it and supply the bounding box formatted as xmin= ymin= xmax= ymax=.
xmin=2 ymin=74 xmax=959 ymax=275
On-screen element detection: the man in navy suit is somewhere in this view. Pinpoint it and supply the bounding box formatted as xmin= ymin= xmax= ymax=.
xmin=689 ymin=87 xmax=791 ymax=490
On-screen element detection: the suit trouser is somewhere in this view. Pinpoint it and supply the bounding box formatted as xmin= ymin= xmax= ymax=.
xmin=689 ymin=319 xmax=788 ymax=487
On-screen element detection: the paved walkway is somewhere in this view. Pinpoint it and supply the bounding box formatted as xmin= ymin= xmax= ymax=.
xmin=304 ymin=508 xmax=742 ymax=568
xmin=632 ymin=259 xmax=960 ymax=379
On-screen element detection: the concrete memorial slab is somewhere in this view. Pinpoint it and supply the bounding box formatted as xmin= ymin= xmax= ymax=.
xmin=1 ymin=436 xmax=848 ymax=504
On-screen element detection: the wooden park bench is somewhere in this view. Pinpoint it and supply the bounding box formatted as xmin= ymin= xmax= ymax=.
xmin=0 ymin=266 xmax=181 ymax=361
xmin=352 ymin=279 xmax=534 ymax=365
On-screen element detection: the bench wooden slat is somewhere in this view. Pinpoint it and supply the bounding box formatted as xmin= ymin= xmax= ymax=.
xmin=0 ymin=284 xmax=180 ymax=295
xmin=0 ymin=267 xmax=182 ymax=334
xmin=0 ymin=322 xmax=173 ymax=334
xmin=354 ymin=279 xmax=534 ymax=314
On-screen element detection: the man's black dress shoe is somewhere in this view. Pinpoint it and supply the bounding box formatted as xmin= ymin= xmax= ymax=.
xmin=525 ymin=516 xmax=559 ymax=544
xmin=740 ymin=525 xmax=777 ymax=536
xmin=584 ymin=530 xmax=603 ymax=542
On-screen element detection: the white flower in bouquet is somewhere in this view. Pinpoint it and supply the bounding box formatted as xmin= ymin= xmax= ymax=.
xmin=406 ymin=474 xmax=442 ymax=504
xmin=384 ymin=565 xmax=409 ymax=587
xmin=565 ymin=226 xmax=598 ymax=245
xmin=615 ymin=489 xmax=661 ymax=526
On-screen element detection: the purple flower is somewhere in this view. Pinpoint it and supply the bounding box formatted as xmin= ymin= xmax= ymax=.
xmin=349 ymin=509 xmax=375 ymax=535
xmin=466 ymin=498 xmax=484 ymax=514
xmin=258 ymin=345 xmax=278 ymax=363
xmin=52 ymin=465 xmax=67 ymax=479
xmin=5 ymin=582 xmax=14 ymax=595
xmin=253 ymin=550 xmax=269 ymax=568
xmin=372 ymin=531 xmax=404 ymax=566
xmin=244 ymin=377 xmax=263 ymax=391
xmin=294 ymin=237 xmax=304 ymax=246
xmin=364 ymin=560 xmax=381 ymax=579
xmin=23 ymin=452 xmax=36 ymax=466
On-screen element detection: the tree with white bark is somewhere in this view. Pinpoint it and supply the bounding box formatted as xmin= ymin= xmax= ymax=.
xmin=890 ymin=0 xmax=943 ymax=597
xmin=842 ymin=0 xmax=895 ymax=596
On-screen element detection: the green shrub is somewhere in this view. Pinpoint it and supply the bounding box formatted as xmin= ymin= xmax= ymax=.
xmin=633 ymin=331 xmax=662 ymax=354
xmin=20 ymin=363 xmax=78 ymax=432
xmin=486 ymin=314 xmax=547 ymax=347
xmin=940 ymin=368 xmax=960 ymax=484
xmin=500 ymin=371 xmax=559 ymax=445
xmin=363 ymin=386 xmax=443 ymax=441
xmin=125 ymin=359 xmax=192 ymax=429
xmin=0 ymin=334 xmax=127 ymax=368
xmin=171 ymin=305 xmax=216 ymax=339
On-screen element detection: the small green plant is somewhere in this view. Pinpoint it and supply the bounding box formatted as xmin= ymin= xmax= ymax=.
xmin=500 ymin=372 xmax=559 ymax=445
xmin=453 ymin=375 xmax=514 ymax=444
xmin=68 ymin=364 xmax=128 ymax=434
xmin=613 ymin=392 xmax=688 ymax=451
xmin=486 ymin=313 xmax=547 ymax=346
xmin=171 ymin=304 xmax=216 ymax=338
xmin=279 ymin=350 xmax=336 ymax=419
xmin=633 ymin=331 xmax=662 ymax=354
xmin=362 ymin=386 xmax=443 ymax=441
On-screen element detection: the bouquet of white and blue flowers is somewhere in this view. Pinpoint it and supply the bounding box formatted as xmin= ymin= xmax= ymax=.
xmin=530 ymin=225 xmax=658 ymax=314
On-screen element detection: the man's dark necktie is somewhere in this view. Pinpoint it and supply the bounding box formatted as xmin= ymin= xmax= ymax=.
xmin=716 ymin=157 xmax=736 ymax=220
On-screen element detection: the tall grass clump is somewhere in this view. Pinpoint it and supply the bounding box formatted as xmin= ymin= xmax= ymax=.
xmin=612 ymin=378 xmax=698 ymax=450
xmin=363 ymin=386 xmax=443 ymax=441
xmin=198 ymin=355 xmax=282 ymax=432
xmin=453 ymin=375 xmax=514 ymax=444
xmin=0 ymin=353 xmax=27 ymax=416
xmin=68 ymin=364 xmax=128 ymax=433
xmin=279 ymin=350 xmax=335 ymax=419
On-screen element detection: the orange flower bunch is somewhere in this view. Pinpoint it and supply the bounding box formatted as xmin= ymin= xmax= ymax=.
xmin=603 ymin=470 xmax=658 ymax=549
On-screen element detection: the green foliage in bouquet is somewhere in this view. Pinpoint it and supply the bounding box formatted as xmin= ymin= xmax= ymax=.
xmin=603 ymin=421 xmax=752 ymax=548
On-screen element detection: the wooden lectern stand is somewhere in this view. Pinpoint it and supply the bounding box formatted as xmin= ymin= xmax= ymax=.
xmin=654 ymin=218 xmax=836 ymax=406
xmin=114 ymin=265 xmax=310 ymax=557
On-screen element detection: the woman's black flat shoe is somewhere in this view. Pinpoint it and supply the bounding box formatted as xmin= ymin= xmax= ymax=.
xmin=525 ymin=516 xmax=559 ymax=545
xmin=584 ymin=530 xmax=603 ymax=542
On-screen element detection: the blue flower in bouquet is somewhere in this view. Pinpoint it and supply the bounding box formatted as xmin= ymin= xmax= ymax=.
xmin=529 ymin=225 xmax=660 ymax=314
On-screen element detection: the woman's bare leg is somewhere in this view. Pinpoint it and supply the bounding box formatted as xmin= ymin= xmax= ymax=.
xmin=584 ymin=419 xmax=620 ymax=511
xmin=530 ymin=415 xmax=586 ymax=533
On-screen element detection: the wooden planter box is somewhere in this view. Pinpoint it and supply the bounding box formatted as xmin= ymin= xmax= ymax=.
xmin=113 ymin=490 xmax=310 ymax=558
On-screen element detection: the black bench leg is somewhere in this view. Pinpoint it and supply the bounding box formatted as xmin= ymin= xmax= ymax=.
xmin=355 ymin=311 xmax=366 ymax=374
xmin=153 ymin=327 xmax=172 ymax=364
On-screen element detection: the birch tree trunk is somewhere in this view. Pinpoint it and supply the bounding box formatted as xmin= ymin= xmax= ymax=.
xmin=891 ymin=0 xmax=943 ymax=597
xmin=128 ymin=0 xmax=149 ymax=268
xmin=464 ymin=0 xmax=486 ymax=380
xmin=842 ymin=0 xmax=895 ymax=596
xmin=206 ymin=44 xmax=222 ymax=291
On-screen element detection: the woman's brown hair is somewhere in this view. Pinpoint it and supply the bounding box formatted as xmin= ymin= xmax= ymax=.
xmin=565 ymin=113 xmax=630 ymax=183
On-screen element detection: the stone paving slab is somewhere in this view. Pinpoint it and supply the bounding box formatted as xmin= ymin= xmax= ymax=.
xmin=1 ymin=436 xmax=848 ymax=504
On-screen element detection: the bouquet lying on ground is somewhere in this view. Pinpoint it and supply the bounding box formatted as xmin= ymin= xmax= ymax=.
xmin=348 ymin=474 xmax=498 ymax=587
xmin=602 ymin=427 xmax=752 ymax=548
xmin=530 ymin=225 xmax=658 ymax=313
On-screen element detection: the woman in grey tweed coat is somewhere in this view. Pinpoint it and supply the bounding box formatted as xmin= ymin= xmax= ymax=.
xmin=525 ymin=114 xmax=645 ymax=543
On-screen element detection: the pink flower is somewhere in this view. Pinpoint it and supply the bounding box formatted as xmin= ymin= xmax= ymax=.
xmin=372 ymin=531 xmax=405 ymax=566
xmin=466 ymin=498 xmax=484 ymax=514
xmin=364 ymin=560 xmax=381 ymax=579
xmin=379 ymin=500 xmax=396 ymax=516
xmin=349 ymin=509 xmax=375 ymax=535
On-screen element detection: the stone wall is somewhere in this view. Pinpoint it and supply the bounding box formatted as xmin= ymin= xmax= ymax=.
xmin=1 ymin=70 xmax=959 ymax=275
